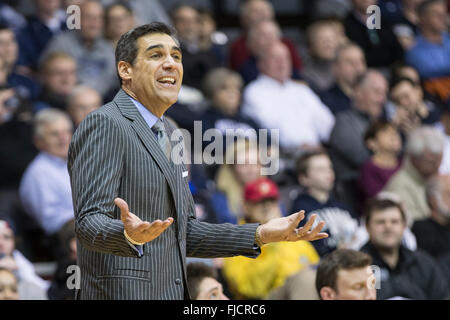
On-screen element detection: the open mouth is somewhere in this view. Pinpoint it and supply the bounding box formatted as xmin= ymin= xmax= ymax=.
xmin=157 ymin=76 xmax=177 ymax=87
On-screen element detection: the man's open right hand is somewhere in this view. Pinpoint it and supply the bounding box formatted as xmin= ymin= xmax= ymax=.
xmin=114 ymin=197 xmax=174 ymax=244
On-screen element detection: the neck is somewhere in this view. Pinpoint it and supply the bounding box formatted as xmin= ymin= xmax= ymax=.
xmin=307 ymin=188 xmax=330 ymax=204
xmin=431 ymin=209 xmax=450 ymax=226
xmin=377 ymin=246 xmax=400 ymax=269
xmin=372 ymin=152 xmax=398 ymax=168
xmin=421 ymin=28 xmax=443 ymax=44
xmin=336 ymin=79 xmax=353 ymax=97
xmin=122 ymin=86 xmax=166 ymax=118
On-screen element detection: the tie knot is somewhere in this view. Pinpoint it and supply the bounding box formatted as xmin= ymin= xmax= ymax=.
xmin=152 ymin=119 xmax=166 ymax=133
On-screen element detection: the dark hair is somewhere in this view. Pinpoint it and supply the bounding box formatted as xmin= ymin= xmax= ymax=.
xmin=0 ymin=23 xmax=11 ymax=32
xmin=363 ymin=120 xmax=396 ymax=146
xmin=186 ymin=262 xmax=218 ymax=299
xmin=389 ymin=76 xmax=417 ymax=92
xmin=364 ymin=198 xmax=407 ymax=225
xmin=170 ymin=3 xmax=198 ymax=22
xmin=115 ymin=22 xmax=179 ymax=85
xmin=417 ymin=0 xmax=445 ymax=17
xmin=315 ymin=249 xmax=372 ymax=297
xmin=105 ymin=1 xmax=133 ymax=26
xmin=295 ymin=148 xmax=329 ymax=177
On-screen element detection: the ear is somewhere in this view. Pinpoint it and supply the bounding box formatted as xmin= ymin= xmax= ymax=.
xmin=117 ymin=61 xmax=132 ymax=84
xmin=320 ymin=287 xmax=336 ymax=300
xmin=298 ymin=174 xmax=308 ymax=187
xmin=366 ymin=138 xmax=377 ymax=152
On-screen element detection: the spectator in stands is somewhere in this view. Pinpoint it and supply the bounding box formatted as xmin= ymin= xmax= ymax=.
xmin=360 ymin=197 xmax=449 ymax=299
xmin=229 ymin=0 xmax=302 ymax=72
xmin=0 ymin=219 xmax=49 ymax=299
xmin=344 ymin=0 xmax=404 ymax=68
xmin=19 ymin=108 xmax=74 ymax=236
xmin=292 ymin=149 xmax=359 ymax=257
xmin=242 ymin=41 xmax=334 ymax=153
xmin=0 ymin=268 xmax=19 ymax=300
xmin=328 ymin=70 xmax=388 ymax=210
xmin=412 ymin=174 xmax=450 ymax=260
xmin=187 ymin=262 xmax=229 ymax=300
xmin=440 ymin=103 xmax=450 ymax=174
xmin=383 ymin=126 xmax=444 ymax=226
xmin=197 ymin=9 xmax=227 ymax=67
xmin=200 ymin=68 xmax=260 ymax=146
xmin=388 ymin=77 xmax=441 ymax=137
xmin=16 ymin=0 xmax=67 ymax=73
xmin=316 ymin=249 xmax=376 ymax=300
xmin=358 ymin=121 xmax=403 ymax=204
xmin=265 ymin=266 xmax=319 ymax=300
xmin=41 ymin=0 xmax=117 ymax=97
xmin=0 ymin=24 xmax=40 ymax=101
xmin=222 ymin=177 xmax=319 ymax=299
xmin=238 ymin=19 xmax=302 ymax=84
xmin=66 ymin=85 xmax=101 ymax=127
xmin=319 ymin=42 xmax=367 ymax=115
xmin=302 ymin=19 xmax=346 ymax=92
xmin=213 ymin=139 xmax=262 ymax=224
xmin=406 ymin=0 xmax=450 ymax=104
xmin=101 ymin=0 xmax=171 ymax=26
xmin=171 ymin=4 xmax=222 ymax=91
xmin=34 ymin=52 xmax=78 ymax=112
xmin=104 ymin=2 xmax=135 ymax=49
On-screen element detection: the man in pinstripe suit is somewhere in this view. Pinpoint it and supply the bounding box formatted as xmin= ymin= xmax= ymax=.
xmin=68 ymin=22 xmax=328 ymax=300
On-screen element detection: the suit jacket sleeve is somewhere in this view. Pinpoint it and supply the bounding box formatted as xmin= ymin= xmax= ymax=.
xmin=68 ymin=112 xmax=138 ymax=257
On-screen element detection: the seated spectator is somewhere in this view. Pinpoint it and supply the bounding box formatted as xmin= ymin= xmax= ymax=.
xmin=0 ymin=268 xmax=19 ymax=300
xmin=242 ymin=41 xmax=334 ymax=153
xmin=406 ymin=0 xmax=450 ymax=104
xmin=383 ymin=126 xmax=444 ymax=226
xmin=0 ymin=24 xmax=40 ymax=101
xmin=197 ymin=9 xmax=227 ymax=67
xmin=319 ymin=42 xmax=367 ymax=115
xmin=360 ymin=197 xmax=449 ymax=299
xmin=412 ymin=175 xmax=450 ymax=260
xmin=187 ymin=262 xmax=229 ymax=300
xmin=329 ymin=70 xmax=388 ymax=210
xmin=34 ymin=52 xmax=78 ymax=112
xmin=171 ymin=4 xmax=222 ymax=91
xmin=292 ymin=149 xmax=359 ymax=257
xmin=238 ymin=19 xmax=302 ymax=85
xmin=229 ymin=0 xmax=302 ymax=73
xmin=265 ymin=266 xmax=319 ymax=300
xmin=302 ymin=19 xmax=346 ymax=92
xmin=16 ymin=0 xmax=67 ymax=73
xmin=19 ymin=108 xmax=74 ymax=236
xmin=388 ymin=77 xmax=442 ymax=137
xmin=358 ymin=121 xmax=403 ymax=204
xmin=0 ymin=220 xmax=49 ymax=299
xmin=101 ymin=0 xmax=171 ymax=26
xmin=212 ymin=139 xmax=262 ymax=224
xmin=104 ymin=2 xmax=135 ymax=49
xmin=222 ymin=178 xmax=319 ymax=299
xmin=47 ymin=219 xmax=77 ymax=300
xmin=344 ymin=0 xmax=404 ymax=68
xmin=66 ymin=85 xmax=101 ymax=127
xmin=316 ymin=249 xmax=376 ymax=300
xmin=41 ymin=0 xmax=117 ymax=97
xmin=200 ymin=68 xmax=260 ymax=146
xmin=440 ymin=103 xmax=450 ymax=174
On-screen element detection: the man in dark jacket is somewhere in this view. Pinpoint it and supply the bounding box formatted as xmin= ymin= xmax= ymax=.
xmin=360 ymin=197 xmax=449 ymax=300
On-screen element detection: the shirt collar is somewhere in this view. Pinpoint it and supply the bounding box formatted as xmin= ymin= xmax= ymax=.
xmin=41 ymin=151 xmax=67 ymax=166
xmin=130 ymin=96 xmax=162 ymax=129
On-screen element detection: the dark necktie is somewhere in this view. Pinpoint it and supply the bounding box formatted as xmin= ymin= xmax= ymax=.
xmin=152 ymin=119 xmax=171 ymax=161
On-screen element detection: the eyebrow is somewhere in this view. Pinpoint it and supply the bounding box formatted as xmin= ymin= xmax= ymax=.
xmin=145 ymin=44 xmax=182 ymax=54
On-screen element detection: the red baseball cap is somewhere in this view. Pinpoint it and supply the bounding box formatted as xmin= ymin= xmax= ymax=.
xmin=244 ymin=178 xmax=279 ymax=203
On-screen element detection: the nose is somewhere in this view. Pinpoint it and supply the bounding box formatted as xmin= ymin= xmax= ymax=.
xmin=162 ymin=55 xmax=177 ymax=69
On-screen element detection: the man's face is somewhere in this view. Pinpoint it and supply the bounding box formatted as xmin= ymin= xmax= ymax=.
xmin=367 ymin=207 xmax=406 ymax=251
xmin=300 ymin=155 xmax=335 ymax=193
xmin=248 ymin=21 xmax=280 ymax=55
xmin=35 ymin=117 xmax=73 ymax=160
xmin=0 ymin=226 xmax=14 ymax=256
xmin=242 ymin=0 xmax=273 ymax=29
xmin=43 ymin=57 xmax=77 ymax=95
xmin=411 ymin=150 xmax=443 ymax=179
xmin=80 ymin=1 xmax=104 ymax=41
xmin=106 ymin=5 xmax=135 ymax=40
xmin=0 ymin=29 xmax=18 ymax=69
xmin=173 ymin=6 xmax=200 ymax=43
xmin=420 ymin=2 xmax=448 ymax=34
xmin=333 ymin=267 xmax=377 ymax=300
xmin=259 ymin=43 xmax=292 ymax=83
xmin=354 ymin=73 xmax=387 ymax=119
xmin=0 ymin=270 xmax=18 ymax=300
xmin=244 ymin=199 xmax=281 ymax=224
xmin=68 ymin=90 xmax=101 ymax=126
xmin=127 ymin=33 xmax=183 ymax=111
xmin=334 ymin=46 xmax=367 ymax=87
xmin=196 ymin=277 xmax=229 ymax=300
xmin=311 ymin=26 xmax=340 ymax=61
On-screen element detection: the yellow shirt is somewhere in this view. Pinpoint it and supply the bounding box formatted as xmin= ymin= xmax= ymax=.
xmin=222 ymin=240 xmax=319 ymax=299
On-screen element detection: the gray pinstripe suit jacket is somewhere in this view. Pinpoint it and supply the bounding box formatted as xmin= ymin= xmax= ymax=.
xmin=68 ymin=89 xmax=260 ymax=300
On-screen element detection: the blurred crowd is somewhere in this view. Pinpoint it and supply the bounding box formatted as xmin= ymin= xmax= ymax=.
xmin=0 ymin=0 xmax=450 ymax=300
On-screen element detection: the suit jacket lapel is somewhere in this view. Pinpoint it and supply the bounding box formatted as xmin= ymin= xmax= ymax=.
xmin=113 ymin=89 xmax=181 ymax=225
